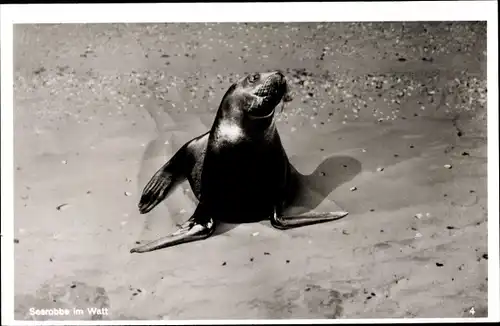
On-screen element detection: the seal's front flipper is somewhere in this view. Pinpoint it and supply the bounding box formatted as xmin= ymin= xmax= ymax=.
xmin=138 ymin=145 xmax=192 ymax=214
xmin=138 ymin=170 xmax=178 ymax=214
xmin=130 ymin=217 xmax=215 ymax=253
xmin=270 ymin=210 xmax=348 ymax=230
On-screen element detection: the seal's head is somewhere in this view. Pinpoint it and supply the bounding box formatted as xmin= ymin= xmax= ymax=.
xmin=219 ymin=71 xmax=293 ymax=121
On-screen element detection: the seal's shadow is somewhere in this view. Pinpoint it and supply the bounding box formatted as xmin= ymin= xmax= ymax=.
xmin=213 ymin=155 xmax=362 ymax=235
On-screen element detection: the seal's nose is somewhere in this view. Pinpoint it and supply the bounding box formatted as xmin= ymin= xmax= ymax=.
xmin=274 ymin=70 xmax=285 ymax=79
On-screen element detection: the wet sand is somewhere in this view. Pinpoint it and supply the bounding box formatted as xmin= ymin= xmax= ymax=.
xmin=13 ymin=22 xmax=488 ymax=320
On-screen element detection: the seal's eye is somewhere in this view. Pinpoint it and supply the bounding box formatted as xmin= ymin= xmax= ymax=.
xmin=248 ymin=73 xmax=260 ymax=84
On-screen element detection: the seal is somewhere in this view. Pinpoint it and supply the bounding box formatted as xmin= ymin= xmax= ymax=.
xmin=130 ymin=71 xmax=348 ymax=253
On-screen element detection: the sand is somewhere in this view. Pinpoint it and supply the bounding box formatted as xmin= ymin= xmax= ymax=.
xmin=13 ymin=22 xmax=488 ymax=320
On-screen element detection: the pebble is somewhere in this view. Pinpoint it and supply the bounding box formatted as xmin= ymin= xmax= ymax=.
xmin=444 ymin=164 xmax=453 ymax=169
xmin=124 ymin=191 xmax=132 ymax=196
xmin=251 ymin=232 xmax=259 ymax=237
xmin=376 ymin=167 xmax=384 ymax=172
xmin=349 ymin=186 xmax=357 ymax=191
xmin=415 ymin=213 xmax=423 ymax=219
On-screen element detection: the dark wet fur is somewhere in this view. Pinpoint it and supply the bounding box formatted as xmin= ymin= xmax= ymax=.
xmin=132 ymin=71 xmax=348 ymax=253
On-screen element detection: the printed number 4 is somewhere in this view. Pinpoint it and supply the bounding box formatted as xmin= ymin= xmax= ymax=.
xmin=469 ymin=307 xmax=475 ymax=315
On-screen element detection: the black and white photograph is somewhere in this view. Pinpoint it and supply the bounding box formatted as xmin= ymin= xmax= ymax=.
xmin=1 ymin=1 xmax=498 ymax=323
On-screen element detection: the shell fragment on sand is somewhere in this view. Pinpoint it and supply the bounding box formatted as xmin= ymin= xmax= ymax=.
xmin=56 ymin=203 xmax=70 ymax=211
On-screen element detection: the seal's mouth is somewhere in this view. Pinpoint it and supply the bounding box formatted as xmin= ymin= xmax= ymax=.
xmin=247 ymin=106 xmax=276 ymax=120
xmin=282 ymin=80 xmax=294 ymax=103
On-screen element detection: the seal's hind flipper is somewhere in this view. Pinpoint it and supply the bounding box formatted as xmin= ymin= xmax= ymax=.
xmin=270 ymin=210 xmax=348 ymax=230
xmin=130 ymin=206 xmax=216 ymax=253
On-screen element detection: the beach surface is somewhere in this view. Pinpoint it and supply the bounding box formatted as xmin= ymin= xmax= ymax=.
xmin=13 ymin=22 xmax=488 ymax=320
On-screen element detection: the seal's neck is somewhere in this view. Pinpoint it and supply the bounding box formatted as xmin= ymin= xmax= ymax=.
xmin=212 ymin=110 xmax=276 ymax=144
xmin=242 ymin=114 xmax=276 ymax=137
